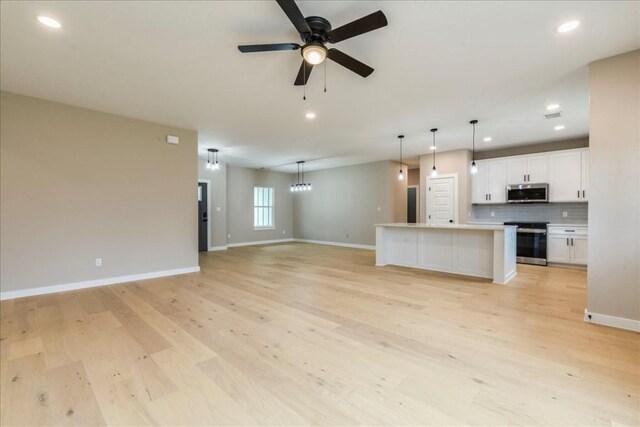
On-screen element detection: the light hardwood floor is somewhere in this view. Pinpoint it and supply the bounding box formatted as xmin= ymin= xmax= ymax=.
xmin=1 ymin=242 xmax=638 ymax=426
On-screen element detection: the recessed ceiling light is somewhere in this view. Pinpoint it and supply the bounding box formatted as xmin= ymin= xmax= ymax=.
xmin=483 ymin=137 xmax=492 ymax=142
xmin=305 ymin=112 xmax=316 ymax=119
xmin=36 ymin=15 xmax=62 ymax=29
xmin=547 ymin=104 xmax=560 ymax=110
xmin=557 ymin=20 xmax=580 ymax=33
xmin=554 ymin=125 xmax=565 ymax=131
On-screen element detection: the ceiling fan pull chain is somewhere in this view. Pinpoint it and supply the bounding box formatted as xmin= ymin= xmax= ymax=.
xmin=324 ymin=61 xmax=327 ymax=93
xmin=303 ymin=64 xmax=307 ymax=100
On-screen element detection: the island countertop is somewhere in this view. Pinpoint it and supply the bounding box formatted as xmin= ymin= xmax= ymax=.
xmin=375 ymin=223 xmax=517 ymax=231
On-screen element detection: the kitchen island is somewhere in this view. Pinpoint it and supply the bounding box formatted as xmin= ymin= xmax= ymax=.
xmin=375 ymin=223 xmax=517 ymax=284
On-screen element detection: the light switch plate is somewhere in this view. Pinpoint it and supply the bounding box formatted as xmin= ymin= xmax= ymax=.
xmin=563 ymin=211 xmax=568 ymax=217
xmin=216 ymin=207 xmax=221 ymax=212
xmin=166 ymin=134 xmax=179 ymax=144
xmin=490 ymin=212 xmax=495 ymax=217
xmin=95 ymin=258 xmax=102 ymax=267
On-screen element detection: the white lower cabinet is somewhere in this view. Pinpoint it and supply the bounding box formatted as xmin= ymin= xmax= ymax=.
xmin=547 ymin=226 xmax=588 ymax=266
xmin=548 ymin=236 xmax=572 ymax=263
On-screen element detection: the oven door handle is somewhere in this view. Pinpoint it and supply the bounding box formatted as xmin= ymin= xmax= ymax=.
xmin=517 ymin=228 xmax=547 ymax=234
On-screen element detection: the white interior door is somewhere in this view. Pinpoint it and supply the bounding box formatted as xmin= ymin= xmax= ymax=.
xmin=427 ymin=175 xmax=457 ymax=224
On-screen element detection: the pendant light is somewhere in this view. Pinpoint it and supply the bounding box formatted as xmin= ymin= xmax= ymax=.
xmin=397 ymin=135 xmax=405 ymax=181
xmin=430 ymin=128 xmax=438 ymax=177
xmin=291 ymin=161 xmax=312 ymax=192
xmin=206 ymin=149 xmax=220 ymax=170
xmin=469 ymin=120 xmax=478 ymax=174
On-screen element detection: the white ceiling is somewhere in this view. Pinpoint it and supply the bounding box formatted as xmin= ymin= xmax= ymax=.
xmin=1 ymin=1 xmax=639 ymax=172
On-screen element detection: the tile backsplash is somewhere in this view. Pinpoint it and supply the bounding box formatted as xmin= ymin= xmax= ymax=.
xmin=471 ymin=203 xmax=588 ymax=224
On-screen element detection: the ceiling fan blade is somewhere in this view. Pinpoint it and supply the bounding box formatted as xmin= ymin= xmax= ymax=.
xmin=294 ymin=60 xmax=313 ymax=86
xmin=276 ymin=0 xmax=311 ymax=34
xmin=328 ymin=10 xmax=388 ymax=43
xmin=327 ymin=49 xmax=374 ymax=78
xmin=238 ymin=43 xmax=300 ymax=53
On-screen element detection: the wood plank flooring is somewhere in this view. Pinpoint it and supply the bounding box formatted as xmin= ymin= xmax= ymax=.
xmin=1 ymin=242 xmax=638 ymax=426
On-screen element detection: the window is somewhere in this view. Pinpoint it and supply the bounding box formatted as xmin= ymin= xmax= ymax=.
xmin=254 ymin=187 xmax=274 ymax=229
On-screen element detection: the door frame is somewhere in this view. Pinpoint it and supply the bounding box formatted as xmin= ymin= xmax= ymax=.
xmin=407 ymin=185 xmax=420 ymax=223
xmin=426 ymin=173 xmax=459 ymax=224
xmin=198 ymin=179 xmax=211 ymax=250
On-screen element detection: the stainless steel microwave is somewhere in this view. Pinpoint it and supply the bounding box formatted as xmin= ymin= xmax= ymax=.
xmin=506 ymin=183 xmax=549 ymax=203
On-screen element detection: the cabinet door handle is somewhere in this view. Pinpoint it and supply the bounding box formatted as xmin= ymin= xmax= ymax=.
xmin=571 ymin=238 xmax=574 ymax=246
xmin=489 ymin=194 xmax=491 ymax=201
xmin=524 ymin=174 xmax=526 ymax=182
xmin=577 ymin=190 xmax=580 ymax=198
xmin=582 ymin=190 xmax=585 ymax=198
xmin=567 ymin=238 xmax=569 ymax=246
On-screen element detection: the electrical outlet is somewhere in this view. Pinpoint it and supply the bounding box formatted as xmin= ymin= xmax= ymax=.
xmin=95 ymin=258 xmax=102 ymax=267
xmin=228 ymin=234 xmax=231 ymax=239
xmin=282 ymin=230 xmax=286 ymax=234
xmin=563 ymin=211 xmax=568 ymax=217
xmin=345 ymin=233 xmax=349 ymax=238
xmin=490 ymin=212 xmax=495 ymax=217
xmin=377 ymin=207 xmax=381 ymax=212
xmin=216 ymin=206 xmax=221 ymax=212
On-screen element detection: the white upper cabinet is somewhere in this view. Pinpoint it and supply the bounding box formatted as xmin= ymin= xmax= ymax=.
xmin=472 ymin=148 xmax=588 ymax=204
xmin=526 ymin=155 xmax=549 ymax=183
xmin=506 ymin=154 xmax=548 ymax=184
xmin=471 ymin=159 xmax=506 ymax=204
xmin=549 ymin=149 xmax=588 ymax=202
xmin=487 ymin=159 xmax=506 ymax=203
xmin=581 ymin=150 xmax=589 ymax=201
xmin=506 ymin=157 xmax=527 ymax=184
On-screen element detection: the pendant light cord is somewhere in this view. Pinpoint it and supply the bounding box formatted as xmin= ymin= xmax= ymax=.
xmin=472 ymin=121 xmax=476 ymax=161
xmin=433 ymin=131 xmax=436 ymax=168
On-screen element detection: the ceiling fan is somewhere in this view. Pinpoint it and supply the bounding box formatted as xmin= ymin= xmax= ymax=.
xmin=237 ymin=0 xmax=388 ymax=86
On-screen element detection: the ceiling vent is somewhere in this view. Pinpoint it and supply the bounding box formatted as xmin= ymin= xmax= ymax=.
xmin=544 ymin=111 xmax=562 ymax=119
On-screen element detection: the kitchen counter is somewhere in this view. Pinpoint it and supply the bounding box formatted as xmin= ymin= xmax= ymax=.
xmin=375 ymin=223 xmax=517 ymax=285
xmin=547 ymin=223 xmax=588 ymax=227
xmin=375 ymin=223 xmax=516 ymax=231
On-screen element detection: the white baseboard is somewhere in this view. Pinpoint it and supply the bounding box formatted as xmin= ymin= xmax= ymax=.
xmin=584 ymin=309 xmax=640 ymax=332
xmin=0 ymin=266 xmax=201 ymax=301
xmin=294 ymin=239 xmax=375 ymax=251
xmin=227 ymin=238 xmax=294 ymax=248
xmin=208 ymin=245 xmax=228 ymax=251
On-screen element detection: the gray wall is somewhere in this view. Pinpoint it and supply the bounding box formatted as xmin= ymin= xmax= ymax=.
xmin=198 ymin=158 xmax=227 ymax=248
xmin=226 ymin=166 xmax=293 ymax=245
xmin=420 ymin=149 xmax=473 ymax=224
xmin=588 ymin=50 xmax=639 ymax=322
xmin=293 ymin=161 xmax=406 ymax=246
xmin=0 ymin=92 xmax=198 ymax=293
xmin=474 ymin=137 xmax=589 ymax=160
xmin=472 ymin=203 xmax=588 ymax=224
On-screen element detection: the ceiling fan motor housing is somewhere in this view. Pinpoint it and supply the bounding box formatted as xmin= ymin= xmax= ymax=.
xmin=301 ymin=16 xmax=332 ymax=45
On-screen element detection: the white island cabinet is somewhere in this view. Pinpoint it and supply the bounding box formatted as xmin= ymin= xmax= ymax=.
xmin=375 ymin=223 xmax=518 ymax=285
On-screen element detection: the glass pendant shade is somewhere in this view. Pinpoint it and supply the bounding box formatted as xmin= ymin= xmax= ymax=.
xmin=398 ymin=169 xmax=404 ymax=181
xmin=431 ymin=166 xmax=438 ymax=177
xmin=470 ymin=161 xmax=478 ymax=174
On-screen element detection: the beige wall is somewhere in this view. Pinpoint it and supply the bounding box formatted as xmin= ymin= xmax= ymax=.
xmin=588 ymin=50 xmax=640 ymax=322
xmin=474 ymin=137 xmax=589 ymax=160
xmin=198 ymin=159 xmax=227 ymax=248
xmin=408 ymin=168 xmax=420 ymax=186
xmin=226 ymin=166 xmax=293 ymax=245
xmin=419 ymin=149 xmax=472 ymax=224
xmin=0 ymin=92 xmax=198 ymax=293
xmin=293 ymin=160 xmax=405 ymax=246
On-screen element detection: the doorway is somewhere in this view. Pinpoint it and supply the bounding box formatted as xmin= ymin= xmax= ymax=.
xmin=426 ymin=174 xmax=458 ymax=224
xmin=198 ymin=180 xmax=211 ymax=251
xmin=407 ymin=186 xmax=419 ymax=223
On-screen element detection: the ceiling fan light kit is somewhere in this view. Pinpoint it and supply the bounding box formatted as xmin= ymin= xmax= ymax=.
xmin=238 ymin=0 xmax=388 ymax=89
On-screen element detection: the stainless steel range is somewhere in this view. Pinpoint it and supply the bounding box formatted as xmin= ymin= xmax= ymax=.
xmin=503 ymin=221 xmax=549 ymax=266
